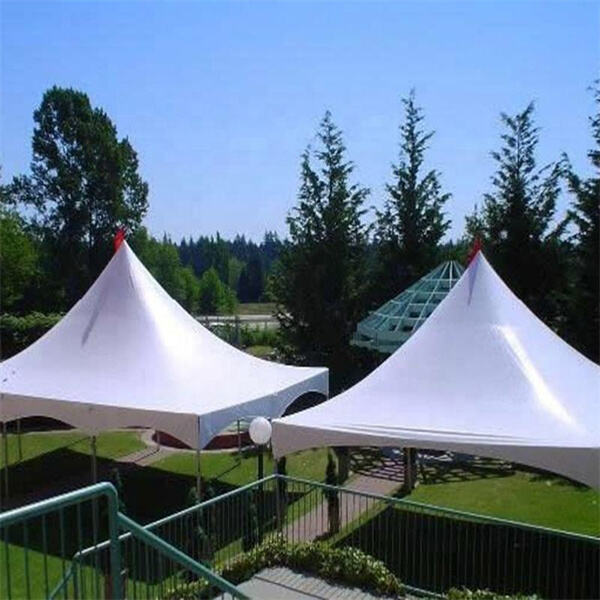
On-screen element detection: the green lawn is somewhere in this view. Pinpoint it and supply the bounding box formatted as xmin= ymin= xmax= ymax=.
xmin=1 ymin=430 xmax=145 ymax=468
xmin=408 ymin=470 xmax=600 ymax=536
xmin=236 ymin=302 xmax=276 ymax=315
xmin=153 ymin=447 xmax=329 ymax=488
xmin=245 ymin=344 xmax=275 ymax=358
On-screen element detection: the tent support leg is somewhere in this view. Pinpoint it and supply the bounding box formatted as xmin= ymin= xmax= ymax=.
xmin=91 ymin=435 xmax=98 ymax=483
xmin=404 ymin=448 xmax=415 ymax=492
xmin=195 ymin=447 xmax=202 ymax=501
xmin=17 ymin=419 xmax=22 ymax=462
xmin=2 ymin=421 xmax=9 ymax=505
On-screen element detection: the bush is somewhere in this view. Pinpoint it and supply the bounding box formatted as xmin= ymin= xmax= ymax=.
xmin=0 ymin=312 xmax=62 ymax=357
xmin=165 ymin=537 xmax=404 ymax=599
xmin=239 ymin=325 xmax=279 ymax=348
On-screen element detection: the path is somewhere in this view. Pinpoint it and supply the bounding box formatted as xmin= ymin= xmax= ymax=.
xmin=285 ymin=471 xmax=403 ymax=543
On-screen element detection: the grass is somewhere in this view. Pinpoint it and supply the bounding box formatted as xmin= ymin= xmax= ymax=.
xmin=236 ymin=302 xmax=276 ymax=316
xmin=408 ymin=469 xmax=600 ymax=537
xmin=153 ymin=447 xmax=329 ymax=488
xmin=244 ymin=344 xmax=274 ymax=358
xmin=2 ymin=434 xmax=599 ymax=599
xmin=0 ymin=430 xmax=145 ymax=468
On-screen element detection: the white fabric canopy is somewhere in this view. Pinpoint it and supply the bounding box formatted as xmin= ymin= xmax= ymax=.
xmin=272 ymin=253 xmax=600 ymax=488
xmin=0 ymin=242 xmax=328 ymax=448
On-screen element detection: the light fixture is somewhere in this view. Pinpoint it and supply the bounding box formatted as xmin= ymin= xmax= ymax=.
xmin=249 ymin=417 xmax=272 ymax=446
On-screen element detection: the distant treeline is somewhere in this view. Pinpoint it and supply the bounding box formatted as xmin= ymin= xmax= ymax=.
xmin=177 ymin=231 xmax=283 ymax=304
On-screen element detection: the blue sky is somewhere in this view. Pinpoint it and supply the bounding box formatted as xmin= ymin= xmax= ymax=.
xmin=1 ymin=1 xmax=598 ymax=242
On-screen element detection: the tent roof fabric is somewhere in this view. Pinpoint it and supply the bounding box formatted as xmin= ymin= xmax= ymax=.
xmin=352 ymin=261 xmax=464 ymax=353
xmin=0 ymin=243 xmax=328 ymax=448
xmin=273 ymin=253 xmax=600 ymax=488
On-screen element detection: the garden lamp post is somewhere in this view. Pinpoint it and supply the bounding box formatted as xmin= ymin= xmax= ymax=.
xmin=249 ymin=417 xmax=272 ymax=543
xmin=249 ymin=417 xmax=272 ymax=481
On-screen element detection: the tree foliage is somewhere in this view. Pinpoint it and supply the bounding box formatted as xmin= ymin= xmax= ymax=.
xmin=271 ymin=112 xmax=370 ymax=387
xmin=0 ymin=208 xmax=38 ymax=312
xmin=562 ymin=84 xmax=600 ymax=361
xmin=7 ymin=87 xmax=149 ymax=309
xmin=373 ymin=91 xmax=451 ymax=304
xmin=466 ymin=103 xmax=569 ymax=325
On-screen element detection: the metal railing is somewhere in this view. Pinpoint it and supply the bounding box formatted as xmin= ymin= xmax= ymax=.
xmin=2 ymin=474 xmax=599 ymax=599
xmin=0 ymin=482 xmax=246 ymax=600
xmin=97 ymin=474 xmax=598 ymax=599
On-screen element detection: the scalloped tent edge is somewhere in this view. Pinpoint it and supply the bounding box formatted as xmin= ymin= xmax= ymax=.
xmin=0 ymin=242 xmax=328 ymax=449
xmin=273 ymin=252 xmax=600 ymax=488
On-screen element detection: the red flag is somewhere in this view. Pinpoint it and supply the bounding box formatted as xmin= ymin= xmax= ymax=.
xmin=114 ymin=229 xmax=126 ymax=253
xmin=466 ymin=237 xmax=482 ymax=265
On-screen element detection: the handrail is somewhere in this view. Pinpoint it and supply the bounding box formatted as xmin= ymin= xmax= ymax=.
xmin=0 ymin=482 xmax=123 ymax=599
xmin=278 ymin=474 xmax=600 ymax=542
xmin=79 ymin=473 xmax=599 ymax=552
xmin=116 ymin=512 xmax=248 ymax=599
xmin=0 ymin=482 xmax=117 ymax=526
xmin=77 ymin=475 xmax=281 ymax=557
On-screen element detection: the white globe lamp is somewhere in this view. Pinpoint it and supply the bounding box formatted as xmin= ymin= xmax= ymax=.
xmin=249 ymin=417 xmax=272 ymax=446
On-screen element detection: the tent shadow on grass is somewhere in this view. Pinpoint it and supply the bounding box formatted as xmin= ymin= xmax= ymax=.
xmin=349 ymin=447 xmax=512 ymax=485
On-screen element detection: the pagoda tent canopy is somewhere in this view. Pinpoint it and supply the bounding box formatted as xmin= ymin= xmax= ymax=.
xmin=0 ymin=243 xmax=328 ymax=448
xmin=272 ymin=253 xmax=600 ymax=488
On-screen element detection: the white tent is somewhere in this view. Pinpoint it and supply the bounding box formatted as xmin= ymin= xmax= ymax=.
xmin=0 ymin=242 xmax=328 ymax=449
xmin=272 ymin=252 xmax=600 ymax=488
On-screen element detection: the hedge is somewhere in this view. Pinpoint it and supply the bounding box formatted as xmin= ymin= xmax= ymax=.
xmin=166 ymin=536 xmax=404 ymax=598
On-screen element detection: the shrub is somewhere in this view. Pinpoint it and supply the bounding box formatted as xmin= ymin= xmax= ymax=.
xmin=165 ymin=537 xmax=404 ymax=599
xmin=241 ymin=490 xmax=260 ymax=552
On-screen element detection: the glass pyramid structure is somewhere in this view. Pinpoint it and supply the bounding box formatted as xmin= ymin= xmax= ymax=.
xmin=352 ymin=260 xmax=464 ymax=354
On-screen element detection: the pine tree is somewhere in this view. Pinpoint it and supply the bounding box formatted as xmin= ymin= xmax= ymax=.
xmin=470 ymin=102 xmax=568 ymax=324
xmin=271 ymin=112 xmax=370 ymax=389
xmin=242 ymin=490 xmax=260 ymax=551
xmin=563 ymin=84 xmax=599 ymax=362
xmin=373 ymin=91 xmax=451 ymax=304
xmin=324 ymin=452 xmax=340 ymax=534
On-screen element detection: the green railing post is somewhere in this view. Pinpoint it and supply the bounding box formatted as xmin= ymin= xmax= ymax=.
xmin=107 ymin=489 xmax=123 ymax=599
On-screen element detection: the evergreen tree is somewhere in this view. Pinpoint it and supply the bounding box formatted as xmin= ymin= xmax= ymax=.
xmin=7 ymin=87 xmax=148 ymax=309
xmin=271 ymin=112 xmax=370 ymax=389
xmin=468 ymin=102 xmax=568 ymax=324
xmin=237 ymin=255 xmax=264 ymax=302
xmin=324 ymin=452 xmax=340 ymax=534
xmin=242 ymin=490 xmax=260 ymax=551
xmin=563 ymin=84 xmax=599 ymax=362
xmin=373 ymin=91 xmax=451 ymax=304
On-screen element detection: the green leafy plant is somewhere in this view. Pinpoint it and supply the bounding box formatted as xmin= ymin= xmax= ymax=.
xmin=165 ymin=536 xmax=404 ymax=599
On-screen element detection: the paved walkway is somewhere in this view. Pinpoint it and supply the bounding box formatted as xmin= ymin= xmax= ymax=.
xmin=214 ymin=567 xmax=409 ymax=600
xmin=285 ymin=471 xmax=403 ymax=543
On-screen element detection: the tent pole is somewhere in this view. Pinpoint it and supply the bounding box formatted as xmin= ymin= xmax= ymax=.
xmin=91 ymin=435 xmax=98 ymax=483
xmin=195 ymin=447 xmax=201 ymax=501
xmin=196 ymin=416 xmax=202 ymax=501
xmin=17 ymin=418 xmax=22 ymax=462
xmin=2 ymin=421 xmax=9 ymax=502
